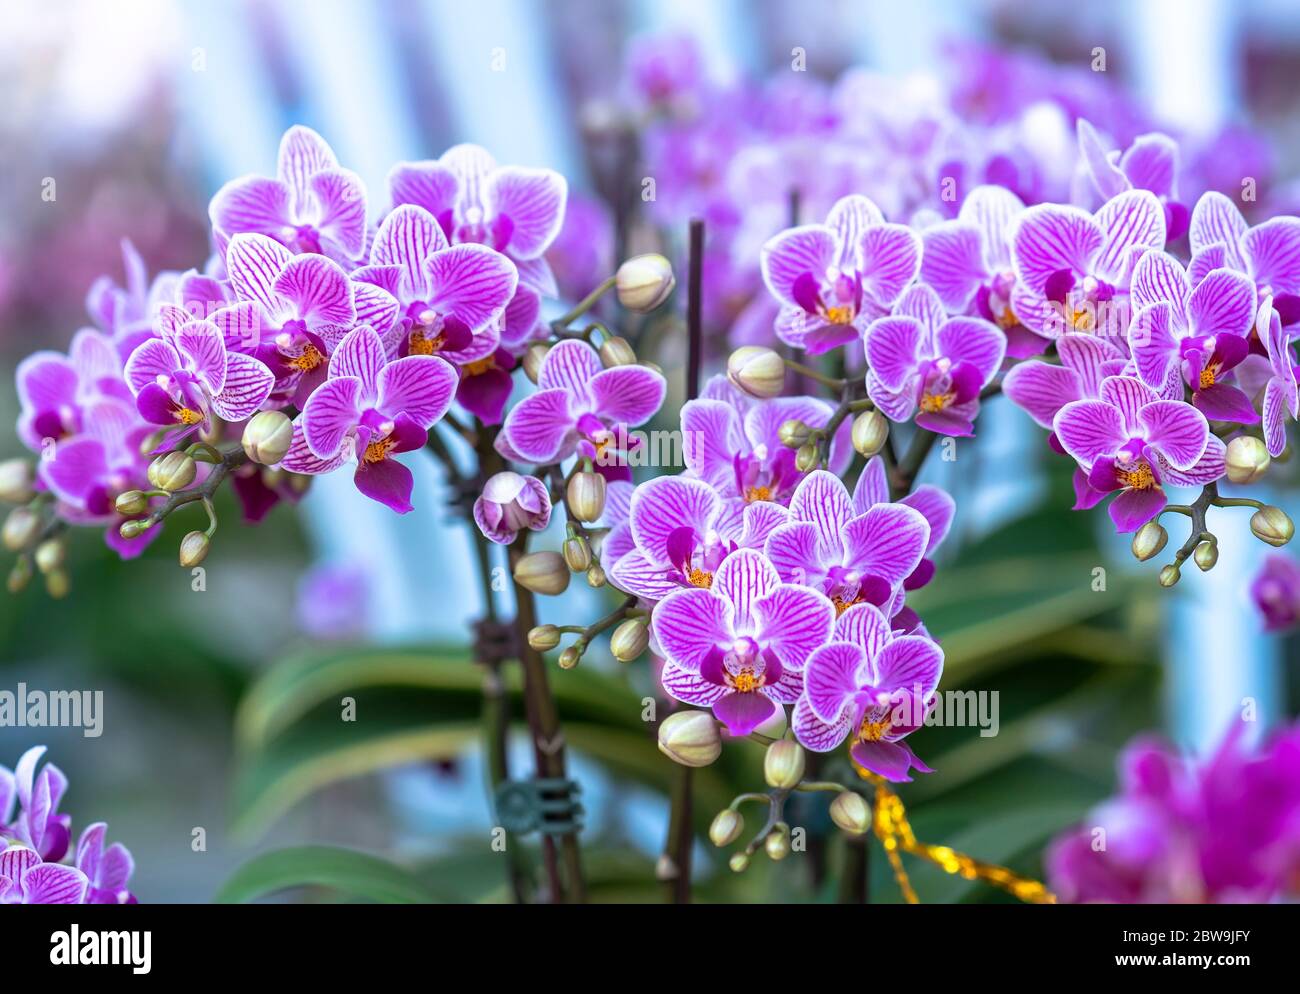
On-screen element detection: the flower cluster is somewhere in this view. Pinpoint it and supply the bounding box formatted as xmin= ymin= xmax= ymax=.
xmin=1 ymin=746 xmax=135 ymax=904
xmin=1047 ymin=722 xmax=1300 ymax=903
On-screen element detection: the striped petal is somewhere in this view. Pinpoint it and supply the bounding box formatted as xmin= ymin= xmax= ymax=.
xmin=843 ymin=503 xmax=929 ymax=586
xmin=225 ymin=233 xmax=293 ymax=320
xmin=274 ymin=254 xmax=356 ymax=329
xmin=486 ymin=166 xmax=568 ymax=260
xmin=788 ymin=470 xmax=853 ymax=554
xmin=1094 ymin=189 xmax=1165 ymax=284
xmin=652 ymin=587 xmax=733 ymax=672
xmin=1053 ymin=400 xmax=1127 ymax=465
xmin=714 ymin=548 xmax=781 ymax=633
xmin=501 ymin=388 xmax=574 ymax=463
xmin=371 ymin=204 xmax=447 ymax=302
xmin=754 ymin=582 xmax=835 ymax=671
xmin=302 ymin=375 xmax=362 ymax=459
xmin=1013 ymin=204 xmax=1102 ymax=293
xmin=425 ymin=243 xmax=519 ymax=333
xmin=857 ymin=223 xmax=921 ymax=307
xmin=630 ymin=475 xmax=720 ymax=563
xmin=1138 ymin=400 xmax=1208 ymax=471
xmin=792 ymin=695 xmax=853 ymax=752
xmin=378 ymin=354 xmax=457 ymax=428
xmin=1189 ymin=191 xmax=1247 ymax=270
xmin=761 ymin=225 xmax=835 ymax=307
xmin=803 ymin=641 xmax=865 ymax=723
xmin=211 ymin=353 xmax=274 ymax=422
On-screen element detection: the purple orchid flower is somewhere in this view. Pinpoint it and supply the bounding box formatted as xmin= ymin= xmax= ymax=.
xmin=473 ymin=471 xmax=553 ymax=545
xmin=296 ymin=325 xmax=458 ymax=513
xmin=1076 ymin=118 xmax=1188 ymax=240
xmin=389 ymin=144 xmax=566 ymax=351
xmin=761 ymin=194 xmax=921 ymax=354
xmin=295 ymin=563 xmax=372 ymax=642
xmin=608 ymin=475 xmax=789 ymax=603
xmin=1048 ymin=722 xmax=1300 ymax=903
xmin=679 ymin=377 xmax=848 ymax=530
xmin=865 ymin=284 xmax=1006 ymax=436
xmin=791 ymin=602 xmax=943 ymax=782
xmin=2 ymin=746 xmax=71 ymax=862
xmin=0 ymin=847 xmax=88 ymax=904
xmin=16 ymin=328 xmax=132 ymax=451
xmin=1002 ymin=335 xmax=1129 ymax=508
xmin=763 ymin=470 xmax=930 ymax=622
xmin=1054 ymin=375 xmax=1213 ymax=532
xmin=920 ymin=184 xmax=1047 ymax=358
xmin=1189 ymin=191 xmax=1300 ymax=325
xmin=1251 ymin=554 xmax=1300 ymax=634
xmin=654 ymin=548 xmax=835 ymax=736
xmin=1128 ymin=252 xmax=1258 ymax=423
xmin=355 ymin=203 xmax=518 ymax=369
xmin=75 ymin=823 xmax=137 ymax=904
xmin=125 ymin=319 xmax=275 ymax=441
xmin=210 ymin=233 xmax=398 ymax=407
xmin=500 ymin=339 xmax=666 ymax=467
xmin=209 ymin=125 xmax=367 ymax=264
xmin=1010 ymin=189 xmax=1166 ymax=343
xmin=1254 ymin=301 xmax=1300 ymax=457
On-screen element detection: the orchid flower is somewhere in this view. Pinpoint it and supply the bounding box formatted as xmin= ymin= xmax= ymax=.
xmin=16 ymin=328 xmax=131 ymax=451
xmin=761 ymin=194 xmax=921 ymax=354
xmin=1253 ymin=302 xmax=1300 ymax=456
xmin=608 ymin=475 xmax=789 ymax=603
xmin=1053 ymin=375 xmax=1215 ymax=532
xmin=293 ymin=325 xmax=458 ymax=513
xmin=1076 ymin=118 xmax=1188 ymax=240
xmin=1127 ymin=252 xmax=1258 ymax=423
xmin=1251 ymin=554 xmax=1300 ymax=633
xmin=763 ymin=470 xmax=930 ymax=621
xmin=791 ymin=602 xmax=943 ymax=782
xmin=125 ymin=319 xmax=275 ymax=442
xmin=1188 ymin=191 xmax=1300 ymax=326
xmin=654 ymin=548 xmax=835 ymax=736
xmin=209 ymin=125 xmax=367 ymax=264
xmin=865 ymin=284 xmax=1006 ymax=436
xmin=473 ymin=471 xmax=553 ymax=545
xmin=210 ymin=233 xmax=398 ymax=406
xmin=2 ymin=746 xmax=71 ymax=862
xmin=0 ymin=847 xmax=88 ymax=904
xmin=1010 ymin=189 xmax=1166 ymax=343
xmin=500 ymin=339 xmax=666 ymax=470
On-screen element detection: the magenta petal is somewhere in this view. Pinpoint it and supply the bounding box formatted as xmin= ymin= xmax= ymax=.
xmin=661 ymin=665 xmax=729 ymax=708
xmin=1100 ymin=375 xmax=1161 ymax=434
xmin=390 ymin=160 xmax=459 ymax=218
xmin=788 ymin=470 xmax=853 ymax=552
xmin=209 ymin=176 xmax=291 ymax=241
xmin=211 ymin=353 xmax=275 ymax=422
xmin=1108 ymin=486 xmax=1167 ymax=533
xmin=378 ymin=354 xmax=457 ymax=427
xmin=1194 ymin=383 xmax=1260 ymax=424
xmin=1242 ymin=216 xmax=1300 ymax=296
xmin=936 ymin=317 xmax=1006 ymax=383
xmin=277 ymin=125 xmax=337 ymax=202
xmin=587 ymin=364 xmax=666 ymax=427
xmin=21 ymin=862 xmax=89 ymax=904
xmin=457 ymin=366 xmax=514 ymax=425
xmin=609 ymin=550 xmax=684 ymax=600
xmin=1129 ymin=301 xmax=1179 ymax=389
xmin=803 ymin=641 xmax=864 ymax=723
xmin=681 ymin=399 xmax=745 ymax=492
xmin=920 ymin=222 xmax=986 ymax=312
xmin=486 ymin=166 xmax=567 ymax=259
xmin=1189 ymin=192 xmax=1248 ymax=269
xmin=827 ymin=194 xmax=885 ymax=264
xmin=713 ymin=549 xmax=781 ymax=632
xmin=753 ymin=583 xmax=835 ymax=671
xmin=1188 ymin=268 xmax=1256 ymax=339
xmin=176 ymin=320 xmax=228 ymax=394
xmin=302 ymin=375 xmax=362 ymax=459
xmin=865 ymin=316 xmax=925 ymax=391
xmin=652 ymin=587 xmax=733 ymax=672
xmin=309 ymin=168 xmax=368 ymax=258
xmin=842 ymin=504 xmax=930 ymax=586
xmin=630 ymin=476 xmax=720 ymax=563
xmin=1094 ymin=190 xmax=1166 ymax=284
xmin=857 ymin=223 xmax=922 ymax=306
xmin=425 ymin=243 xmax=519 ymax=333
xmin=1130 ymin=251 xmax=1191 ymax=316
xmin=371 ymin=204 xmax=447 ymax=302
xmin=1053 ymin=400 xmax=1127 ymax=465
xmin=502 ymin=387 xmax=574 ymax=462
xmin=850 ymin=739 xmax=920 ymax=782
xmin=1013 ymin=204 xmax=1103 ymax=293
xmin=872 ymin=635 xmax=943 ymax=698
xmin=760 ymin=225 xmax=835 ymax=306
xmin=792 ymin=696 xmax=853 ymax=752
xmin=1138 ymin=400 xmax=1208 ymax=470
xmin=225 ymin=233 xmax=293 ymax=318
xmin=354 ymin=456 xmax=416 ymax=513
xmin=713 ymin=691 xmax=776 ymax=737
xmin=1121 ymin=134 xmax=1178 ymax=198
xmin=1003 ymin=359 xmax=1082 ymax=428
xmin=274 ymin=254 xmax=356 ymax=328
xmin=329 ymin=325 xmax=388 ymax=397
xmin=124 ymin=337 xmax=182 ymax=395
xmin=538 ymin=338 xmax=602 ymax=396
xmin=763 ymin=521 xmax=821 ymax=585
xmin=1073 ymin=467 xmax=1110 ymax=510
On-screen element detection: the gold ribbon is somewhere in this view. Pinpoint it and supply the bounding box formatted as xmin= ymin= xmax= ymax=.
xmin=857 ymin=767 xmax=1057 ymax=904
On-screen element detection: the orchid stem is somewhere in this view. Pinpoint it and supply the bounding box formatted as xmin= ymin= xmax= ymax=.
xmin=551 ymin=275 xmax=616 ymax=332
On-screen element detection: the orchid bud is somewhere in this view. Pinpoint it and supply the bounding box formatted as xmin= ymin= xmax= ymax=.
xmin=563 ymin=535 xmax=593 ymax=572
xmin=829 ymin=791 xmax=871 ymax=835
xmin=794 ymin=443 xmax=819 ymax=473
xmin=599 ymin=335 xmax=637 ymax=367
xmin=514 ymin=551 xmax=570 ymax=595
xmin=610 ymin=618 xmax=649 ymax=662
xmin=1226 ymin=436 xmax=1270 ymax=485
xmin=475 ymin=472 xmax=552 ymax=545
xmin=778 ymin=419 xmax=812 ymax=448
xmin=657 ymin=710 xmax=722 ymax=768
xmin=765 ymin=824 xmax=791 ymax=861
xmin=1131 ymin=521 xmax=1168 ymax=562
xmin=1158 ymin=564 xmax=1181 ymax=588
xmin=118 ymin=519 xmax=149 ymax=540
xmin=179 ymin=531 xmax=210 ymax=568
xmin=7 ymin=557 xmax=32 ymax=593
xmin=522 ymin=343 xmax=550 ymax=384
xmin=115 ymin=490 xmax=149 ymax=516
xmin=1251 ymin=506 xmax=1294 ymax=547
xmin=756 ymin=705 xmax=788 ymax=739
xmin=0 ymin=459 xmax=35 ymax=504
xmin=242 ymin=410 xmax=293 ymax=465
xmin=527 ymin=624 xmax=561 ymax=651
xmin=654 ymin=854 xmax=678 ymax=882
xmin=763 ymin=740 xmax=806 ymax=789
xmin=728 ymin=852 xmax=750 ymax=873
xmin=1194 ymin=540 xmax=1218 ymax=572
xmin=567 ymin=471 xmax=606 ymax=523
xmin=615 ymin=253 xmax=675 ymax=313
xmin=727 ymin=346 xmax=785 ymax=399
xmin=558 ymin=644 xmax=583 ymax=669
xmin=851 ymin=410 xmax=889 ymax=457
xmin=709 ymin=809 xmax=744 ymax=847
xmin=138 ymin=429 xmax=168 ymax=457
xmin=44 ymin=567 xmax=70 ymax=600
xmin=2 ymin=507 xmax=39 ymax=551
xmin=587 ymin=563 xmax=607 ymax=588
xmin=148 ymin=451 xmax=197 ymax=492
xmin=33 ymin=538 xmax=64 ymax=575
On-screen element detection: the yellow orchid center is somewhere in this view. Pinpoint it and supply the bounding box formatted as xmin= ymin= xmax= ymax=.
xmin=408 ymin=330 xmax=440 ymax=355
xmin=463 ymin=356 xmax=496 ymax=376
xmin=860 ymin=717 xmax=890 ymax=742
xmin=176 ymin=407 xmax=203 ymax=426
xmin=1070 ymin=307 xmax=1095 ymax=332
xmin=730 ymin=668 xmax=762 ymax=693
xmin=1117 ymin=462 xmax=1156 ymax=491
xmin=919 ymin=391 xmax=953 ymax=413
xmin=1199 ymin=365 xmax=1218 ymax=390
xmin=825 ymin=305 xmax=855 ymax=325
xmin=744 ymin=485 xmax=773 ymax=503
xmin=363 ymin=436 xmax=397 ymax=464
xmin=832 ymin=594 xmax=864 ymax=617
xmin=687 ymin=567 xmax=713 ymax=589
xmin=288 ymin=344 xmax=324 ymax=372
xmin=994 ymin=303 xmax=1019 ymax=330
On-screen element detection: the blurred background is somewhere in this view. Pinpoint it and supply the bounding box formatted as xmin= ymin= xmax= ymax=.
xmin=1 ymin=0 xmax=1298 ymax=902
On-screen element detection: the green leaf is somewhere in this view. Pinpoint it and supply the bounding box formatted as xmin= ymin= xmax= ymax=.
xmin=215 ymin=845 xmax=435 ymax=904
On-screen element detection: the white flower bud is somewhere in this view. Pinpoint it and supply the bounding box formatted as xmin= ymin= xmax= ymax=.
xmin=567 ymin=471 xmax=606 ymax=523
xmin=522 ymin=343 xmax=550 ymax=384
xmin=148 ymin=451 xmax=197 ymax=492
xmin=657 ymin=710 xmax=722 ymax=767
xmin=727 ymin=347 xmax=786 ymax=399
xmin=242 ymin=410 xmax=294 ymax=465
xmin=0 ymin=459 xmax=35 ymax=504
xmin=829 ymin=791 xmax=871 ymax=835
xmin=599 ymin=336 xmax=638 ymax=367
xmin=615 ymin=254 xmax=675 ymax=313
xmin=528 ymin=625 xmax=561 ymax=651
xmin=178 ymin=531 xmax=210 ymax=568
xmin=1225 ymin=436 xmax=1270 ymax=485
xmin=610 ymin=618 xmax=649 ymax=662
xmin=1131 ymin=521 xmax=1168 ymax=562
xmin=709 ymin=809 xmax=744 ymax=847
xmin=2 ymin=507 xmax=39 ymax=551
xmin=1251 ymin=506 xmax=1294 ymax=547
xmin=513 ymin=551 xmax=571 ymax=595
xmin=851 ymin=410 xmax=889 ymax=457
xmin=763 ymin=739 xmax=806 ymax=789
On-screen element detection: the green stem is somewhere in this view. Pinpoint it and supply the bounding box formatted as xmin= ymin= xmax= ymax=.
xmin=551 ymin=275 xmax=617 ymax=332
